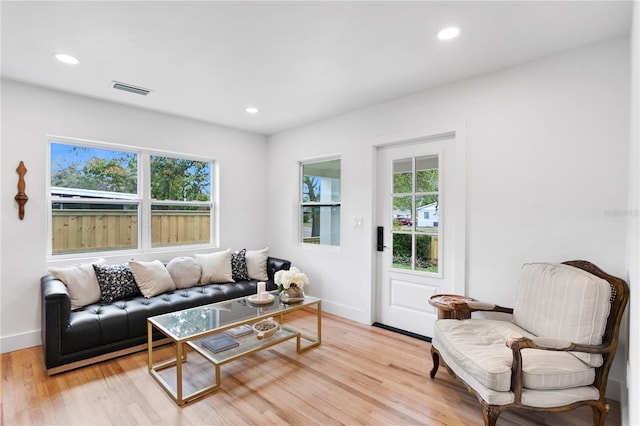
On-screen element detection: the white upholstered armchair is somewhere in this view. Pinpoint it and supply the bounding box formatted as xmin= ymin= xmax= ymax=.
xmin=430 ymin=260 xmax=629 ymax=426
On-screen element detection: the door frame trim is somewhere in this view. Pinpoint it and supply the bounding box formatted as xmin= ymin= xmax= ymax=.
xmin=370 ymin=121 xmax=467 ymax=325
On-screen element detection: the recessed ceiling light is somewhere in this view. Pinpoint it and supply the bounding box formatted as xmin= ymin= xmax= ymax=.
xmin=54 ymin=53 xmax=79 ymax=65
xmin=437 ymin=27 xmax=460 ymax=41
xmin=245 ymin=107 xmax=259 ymax=114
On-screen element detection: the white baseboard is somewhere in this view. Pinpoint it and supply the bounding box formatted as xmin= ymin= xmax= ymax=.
xmin=1 ymin=330 xmax=41 ymax=354
xmin=319 ymin=298 xmax=370 ymax=325
xmin=607 ymin=377 xmax=625 ymax=403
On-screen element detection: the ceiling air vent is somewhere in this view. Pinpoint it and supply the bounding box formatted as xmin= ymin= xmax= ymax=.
xmin=111 ymin=81 xmax=151 ymax=96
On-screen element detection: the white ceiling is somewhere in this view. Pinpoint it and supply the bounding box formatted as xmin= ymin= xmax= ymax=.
xmin=1 ymin=1 xmax=633 ymax=136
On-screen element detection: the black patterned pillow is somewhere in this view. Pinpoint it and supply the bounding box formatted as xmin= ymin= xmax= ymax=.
xmin=93 ymin=263 xmax=141 ymax=304
xmin=231 ymin=249 xmax=250 ymax=281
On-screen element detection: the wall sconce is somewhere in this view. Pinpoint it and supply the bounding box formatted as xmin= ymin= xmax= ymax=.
xmin=15 ymin=161 xmax=28 ymax=220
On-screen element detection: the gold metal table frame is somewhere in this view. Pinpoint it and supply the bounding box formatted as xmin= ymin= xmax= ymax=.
xmin=147 ymin=294 xmax=321 ymax=405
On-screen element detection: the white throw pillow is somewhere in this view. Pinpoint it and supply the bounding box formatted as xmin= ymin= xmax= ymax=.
xmin=46 ymin=259 xmax=105 ymax=310
xmin=166 ymin=256 xmax=202 ymax=289
xmin=195 ymin=249 xmax=234 ymax=284
xmin=245 ymin=247 xmax=269 ymax=281
xmin=129 ymin=260 xmax=176 ymax=298
xmin=513 ymin=262 xmax=611 ymax=367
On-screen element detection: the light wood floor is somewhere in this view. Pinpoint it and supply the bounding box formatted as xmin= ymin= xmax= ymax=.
xmin=1 ymin=309 xmax=620 ymax=425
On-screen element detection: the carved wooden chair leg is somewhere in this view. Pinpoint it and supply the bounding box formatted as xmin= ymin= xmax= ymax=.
xmin=482 ymin=403 xmax=500 ymax=426
xmin=592 ymin=404 xmax=608 ymax=426
xmin=429 ymin=347 xmax=440 ymax=379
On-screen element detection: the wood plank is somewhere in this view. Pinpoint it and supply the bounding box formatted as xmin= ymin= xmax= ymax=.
xmin=129 ymin=214 xmax=138 ymax=248
xmin=161 ymin=214 xmax=169 ymax=244
xmin=1 ymin=311 xmax=622 ymax=425
xmin=169 ymin=215 xmax=178 ymax=243
xmin=95 ymin=214 xmax=106 ymax=249
xmin=106 ymin=215 xmax=116 ymax=248
xmin=177 ymin=215 xmax=187 ymax=243
xmin=52 ymin=216 xmax=64 ymax=251
xmin=67 ymin=215 xmax=79 ymax=250
xmin=80 ymin=215 xmax=92 ymax=249
xmin=151 ymin=214 xmax=161 ymax=245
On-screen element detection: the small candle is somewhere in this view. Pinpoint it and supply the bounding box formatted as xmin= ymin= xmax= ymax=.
xmin=257 ymin=281 xmax=266 ymax=296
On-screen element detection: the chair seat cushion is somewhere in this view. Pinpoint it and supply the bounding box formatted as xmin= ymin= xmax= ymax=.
xmin=433 ymin=319 xmax=595 ymax=392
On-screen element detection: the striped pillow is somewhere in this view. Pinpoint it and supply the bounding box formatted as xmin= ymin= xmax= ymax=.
xmin=513 ymin=263 xmax=611 ymax=367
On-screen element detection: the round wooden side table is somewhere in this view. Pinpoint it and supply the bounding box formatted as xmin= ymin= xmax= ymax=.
xmin=429 ymin=294 xmax=476 ymax=320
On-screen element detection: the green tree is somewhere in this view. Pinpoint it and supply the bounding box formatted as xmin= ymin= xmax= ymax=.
xmin=303 ymin=176 xmax=320 ymax=236
xmin=51 ymin=147 xmax=137 ymax=193
xmin=416 ymin=169 xmax=438 ymax=192
xmin=393 ymin=172 xmax=412 ymax=193
xmin=150 ymin=156 xmax=210 ymax=201
xmin=51 ymin=162 xmax=83 ymax=188
xmin=82 ymin=156 xmax=137 ymax=193
xmin=392 ymin=168 xmax=438 ymax=213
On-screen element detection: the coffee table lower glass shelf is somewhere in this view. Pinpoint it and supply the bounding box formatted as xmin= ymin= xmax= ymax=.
xmin=147 ymin=293 xmax=321 ymax=405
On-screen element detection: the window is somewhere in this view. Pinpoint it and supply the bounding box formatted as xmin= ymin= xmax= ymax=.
xmin=392 ymin=155 xmax=440 ymax=273
xmin=150 ymin=155 xmax=211 ymax=248
xmin=49 ymin=139 xmax=213 ymax=255
xmin=300 ymin=158 xmax=341 ymax=246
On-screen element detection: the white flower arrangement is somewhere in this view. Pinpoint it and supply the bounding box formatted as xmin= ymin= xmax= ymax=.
xmin=274 ymin=267 xmax=310 ymax=292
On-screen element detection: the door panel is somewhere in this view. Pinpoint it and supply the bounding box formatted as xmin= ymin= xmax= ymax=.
xmin=375 ymin=135 xmax=463 ymax=338
xmin=390 ymin=279 xmax=439 ymax=311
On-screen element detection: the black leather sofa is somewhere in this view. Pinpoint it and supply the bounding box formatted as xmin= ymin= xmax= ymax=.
xmin=41 ymin=256 xmax=290 ymax=375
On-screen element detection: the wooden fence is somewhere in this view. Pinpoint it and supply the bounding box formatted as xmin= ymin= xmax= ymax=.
xmin=52 ymin=210 xmax=210 ymax=254
xmin=151 ymin=210 xmax=210 ymax=247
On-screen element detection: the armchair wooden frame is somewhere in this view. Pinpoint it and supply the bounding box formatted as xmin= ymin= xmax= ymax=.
xmin=430 ymin=260 xmax=630 ymax=426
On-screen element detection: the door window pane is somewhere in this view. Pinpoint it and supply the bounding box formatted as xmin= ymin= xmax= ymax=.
xmin=416 ymin=155 xmax=438 ymax=192
xmin=393 ymin=158 xmax=412 ymax=193
xmin=415 ymin=195 xmax=438 ymax=233
xmin=393 ymin=196 xmax=413 ymax=231
xmin=392 ymin=233 xmax=412 ymax=269
xmin=416 ymin=234 xmax=438 ymax=273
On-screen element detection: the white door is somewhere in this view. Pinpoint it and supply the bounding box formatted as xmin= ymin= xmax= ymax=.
xmin=375 ymin=133 xmax=465 ymax=338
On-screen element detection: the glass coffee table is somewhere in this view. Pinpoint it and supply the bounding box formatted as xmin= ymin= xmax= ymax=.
xmin=147 ymin=292 xmax=321 ymax=405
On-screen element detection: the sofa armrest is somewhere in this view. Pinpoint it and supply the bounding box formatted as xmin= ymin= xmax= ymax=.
xmin=449 ymin=300 xmax=514 ymax=315
xmin=41 ymin=275 xmax=72 ymax=369
xmin=505 ymin=335 xmax=611 ymax=403
xmin=506 ymin=335 xmax=610 ymax=355
xmin=267 ymin=257 xmax=291 ymax=281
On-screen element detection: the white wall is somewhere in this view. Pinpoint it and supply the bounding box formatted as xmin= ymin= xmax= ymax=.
xmin=626 ymin=2 xmax=639 ymax=425
xmin=0 ymin=80 xmax=269 ymax=352
xmin=0 ymin=30 xmax=633 ymax=422
xmin=267 ymin=38 xmax=630 ymax=397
